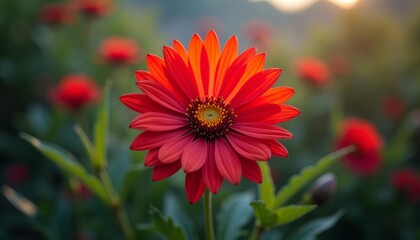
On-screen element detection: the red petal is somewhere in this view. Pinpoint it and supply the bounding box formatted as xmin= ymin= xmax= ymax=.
xmin=236 ymin=104 xmax=281 ymax=122
xmin=202 ymin=142 xmax=223 ymax=193
xmin=214 ymin=138 xmax=242 ymax=185
xmin=232 ymin=123 xmax=294 ymax=140
xmin=226 ymin=132 xmax=271 ymax=160
xmin=264 ymin=104 xmax=301 ymax=123
xmin=136 ymin=80 xmax=185 ymax=113
xmin=146 ymin=54 xmax=170 ymax=87
xmin=130 ymin=130 xmax=186 ymax=151
xmin=214 ymin=36 xmax=238 ymax=97
xmin=120 ymin=94 xmax=166 ymax=113
xmin=185 ymin=171 xmax=206 ymax=204
xmin=158 ymin=134 xmax=194 ymax=163
xmin=241 ymin=160 xmax=262 ymax=183
xmin=152 ymin=161 xmax=181 ymax=181
xmin=172 ymin=39 xmax=188 ymax=63
xmin=144 ymin=149 xmax=159 ymax=167
xmin=181 ymin=139 xmax=208 ymax=173
xmin=188 ymin=34 xmax=206 ymax=97
xmin=129 ymin=112 xmax=185 ymax=131
xmin=204 ymin=30 xmax=221 ymax=96
xmin=265 ymin=140 xmax=289 ymax=157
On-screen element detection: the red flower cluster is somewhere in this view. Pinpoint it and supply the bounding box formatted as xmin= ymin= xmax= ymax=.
xmin=50 ymin=74 xmax=100 ymax=111
xmin=121 ymin=30 xmax=299 ymax=203
xmin=335 ymin=118 xmax=383 ymax=175
xmin=295 ymin=57 xmax=331 ymax=87
xmin=98 ymin=37 xmax=141 ymax=65
xmin=73 ymin=0 xmax=112 ymax=17
xmin=40 ymin=3 xmax=74 ymax=25
xmin=392 ymin=169 xmax=420 ymax=202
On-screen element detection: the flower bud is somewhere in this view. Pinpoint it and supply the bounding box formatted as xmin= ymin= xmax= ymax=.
xmin=307 ymin=173 xmax=336 ymax=206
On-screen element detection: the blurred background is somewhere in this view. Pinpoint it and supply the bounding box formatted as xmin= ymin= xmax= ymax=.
xmin=1 ymin=0 xmax=420 ymax=239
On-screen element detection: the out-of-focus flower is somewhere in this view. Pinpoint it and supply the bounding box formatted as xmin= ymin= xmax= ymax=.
xmin=244 ymin=19 xmax=274 ymax=48
xmin=391 ymin=169 xmax=420 ymax=202
xmin=335 ymin=118 xmax=383 ymax=175
xmin=382 ymin=96 xmax=406 ymax=120
xmin=40 ymin=3 xmax=74 ymax=25
xmin=120 ymin=30 xmax=299 ymax=203
xmin=307 ymin=173 xmax=336 ymax=206
xmin=72 ymin=0 xmax=112 ymax=17
xmin=98 ymin=37 xmax=141 ymax=66
xmin=295 ymin=57 xmax=331 ymax=87
xmin=4 ymin=163 xmax=29 ymax=185
xmin=328 ymin=55 xmax=350 ymax=77
xmin=50 ymin=74 xmax=100 ymax=111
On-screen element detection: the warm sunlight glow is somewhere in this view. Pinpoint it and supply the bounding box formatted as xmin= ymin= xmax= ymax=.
xmin=328 ymin=0 xmax=359 ymax=9
xmin=250 ymin=0 xmax=318 ymax=13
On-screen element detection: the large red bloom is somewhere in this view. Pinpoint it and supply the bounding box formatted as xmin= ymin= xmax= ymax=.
xmin=335 ymin=118 xmax=383 ymax=175
xmin=391 ymin=169 xmax=420 ymax=202
xmin=50 ymin=74 xmax=100 ymax=111
xmin=295 ymin=57 xmax=331 ymax=87
xmin=40 ymin=3 xmax=74 ymax=25
xmin=98 ymin=36 xmax=140 ymax=65
xmin=120 ymin=30 xmax=299 ymax=203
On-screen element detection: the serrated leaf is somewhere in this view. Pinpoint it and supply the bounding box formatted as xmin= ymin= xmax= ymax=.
xmin=217 ymin=191 xmax=254 ymax=240
xmin=274 ymin=205 xmax=316 ymax=226
xmin=274 ymin=146 xmax=355 ymax=208
xmin=258 ymin=162 xmax=276 ymax=209
xmin=137 ymin=206 xmax=186 ymax=240
xmin=93 ymin=79 xmax=112 ymax=170
xmin=288 ymin=210 xmax=345 ymax=240
xmin=250 ymin=201 xmax=277 ymax=228
xmin=21 ymin=133 xmax=108 ymax=204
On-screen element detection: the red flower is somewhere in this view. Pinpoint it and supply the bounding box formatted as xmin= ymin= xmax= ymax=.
xmin=120 ymin=30 xmax=299 ymax=203
xmin=382 ymin=96 xmax=406 ymax=120
xmin=5 ymin=163 xmax=29 ymax=185
xmin=335 ymin=118 xmax=383 ymax=175
xmin=50 ymin=74 xmax=100 ymax=111
xmin=73 ymin=0 xmax=112 ymax=17
xmin=391 ymin=169 xmax=420 ymax=202
xmin=295 ymin=57 xmax=331 ymax=87
xmin=244 ymin=19 xmax=274 ymax=48
xmin=98 ymin=37 xmax=141 ymax=65
xmin=40 ymin=3 xmax=74 ymax=25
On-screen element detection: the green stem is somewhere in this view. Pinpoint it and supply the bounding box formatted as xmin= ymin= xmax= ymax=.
xmin=204 ymin=190 xmax=215 ymax=240
xmin=99 ymin=170 xmax=134 ymax=240
xmin=250 ymin=222 xmax=264 ymax=240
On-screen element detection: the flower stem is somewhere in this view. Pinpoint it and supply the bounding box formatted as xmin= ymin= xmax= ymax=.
xmin=99 ymin=170 xmax=134 ymax=240
xmin=204 ymin=190 xmax=215 ymax=240
xmin=250 ymin=222 xmax=264 ymax=240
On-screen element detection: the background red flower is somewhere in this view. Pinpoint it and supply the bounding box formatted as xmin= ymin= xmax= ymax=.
xmin=391 ymin=169 xmax=420 ymax=202
xmin=98 ymin=36 xmax=141 ymax=65
xmin=295 ymin=57 xmax=331 ymax=87
xmin=40 ymin=3 xmax=74 ymax=25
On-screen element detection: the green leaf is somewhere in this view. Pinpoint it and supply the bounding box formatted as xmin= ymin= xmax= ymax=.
xmin=288 ymin=210 xmax=345 ymax=240
xmin=137 ymin=206 xmax=186 ymax=240
xmin=274 ymin=146 xmax=355 ymax=208
xmin=93 ymin=79 xmax=112 ymax=170
xmin=74 ymin=124 xmax=95 ymax=163
xmin=274 ymin=205 xmax=316 ymax=226
xmin=258 ymin=162 xmax=276 ymax=209
xmin=217 ymin=191 xmax=254 ymax=240
xmin=21 ymin=133 xmax=108 ymax=204
xmin=250 ymin=200 xmax=277 ymax=228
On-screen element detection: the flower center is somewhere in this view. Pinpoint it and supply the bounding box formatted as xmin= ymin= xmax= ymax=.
xmin=186 ymin=96 xmax=236 ymax=140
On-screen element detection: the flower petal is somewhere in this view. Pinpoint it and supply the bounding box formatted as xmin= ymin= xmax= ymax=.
xmin=146 ymin=54 xmax=170 ymax=87
xmin=172 ymin=39 xmax=188 ymax=63
xmin=226 ymin=132 xmax=271 ymax=160
xmin=202 ymin=142 xmax=223 ymax=193
xmin=230 ymin=68 xmax=282 ymax=108
xmin=264 ymin=104 xmax=301 ymax=123
xmin=181 ymin=139 xmax=208 ymax=173
xmin=188 ymin=34 xmax=206 ymax=97
xmin=214 ymin=138 xmax=242 ymax=185
xmin=235 ymin=104 xmax=281 ymax=122
xmin=232 ymin=123 xmax=294 ymax=140
xmin=214 ymin=35 xmax=238 ymax=97
xmin=136 ymin=80 xmax=185 ymax=113
xmin=185 ymin=171 xmax=206 ymax=204
xmin=152 ymin=161 xmax=181 ymax=181
xmin=241 ymin=160 xmax=262 ymax=183
xmin=130 ymin=129 xmax=186 ymax=151
xmin=204 ymin=30 xmax=221 ymax=96
xmin=130 ymin=112 xmax=186 ymax=131
xmin=144 ymin=149 xmax=159 ymax=166
xmin=265 ymin=140 xmax=289 ymax=157
xmin=158 ymin=134 xmax=194 ymax=163
xmin=120 ymin=93 xmax=166 ymax=113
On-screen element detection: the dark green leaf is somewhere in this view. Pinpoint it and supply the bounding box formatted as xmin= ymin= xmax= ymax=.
xmin=93 ymin=79 xmax=112 ymax=170
xmin=274 ymin=146 xmax=355 ymax=208
xmin=21 ymin=133 xmax=108 ymax=203
xmin=217 ymin=191 xmax=254 ymax=240
xmin=74 ymin=124 xmax=95 ymax=163
xmin=259 ymin=162 xmax=276 ymax=209
xmin=137 ymin=206 xmax=186 ymax=240
xmin=274 ymin=205 xmax=316 ymax=226
xmin=120 ymin=164 xmax=146 ymax=201
xmin=250 ymin=201 xmax=277 ymax=228
xmin=288 ymin=210 xmax=345 ymax=240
